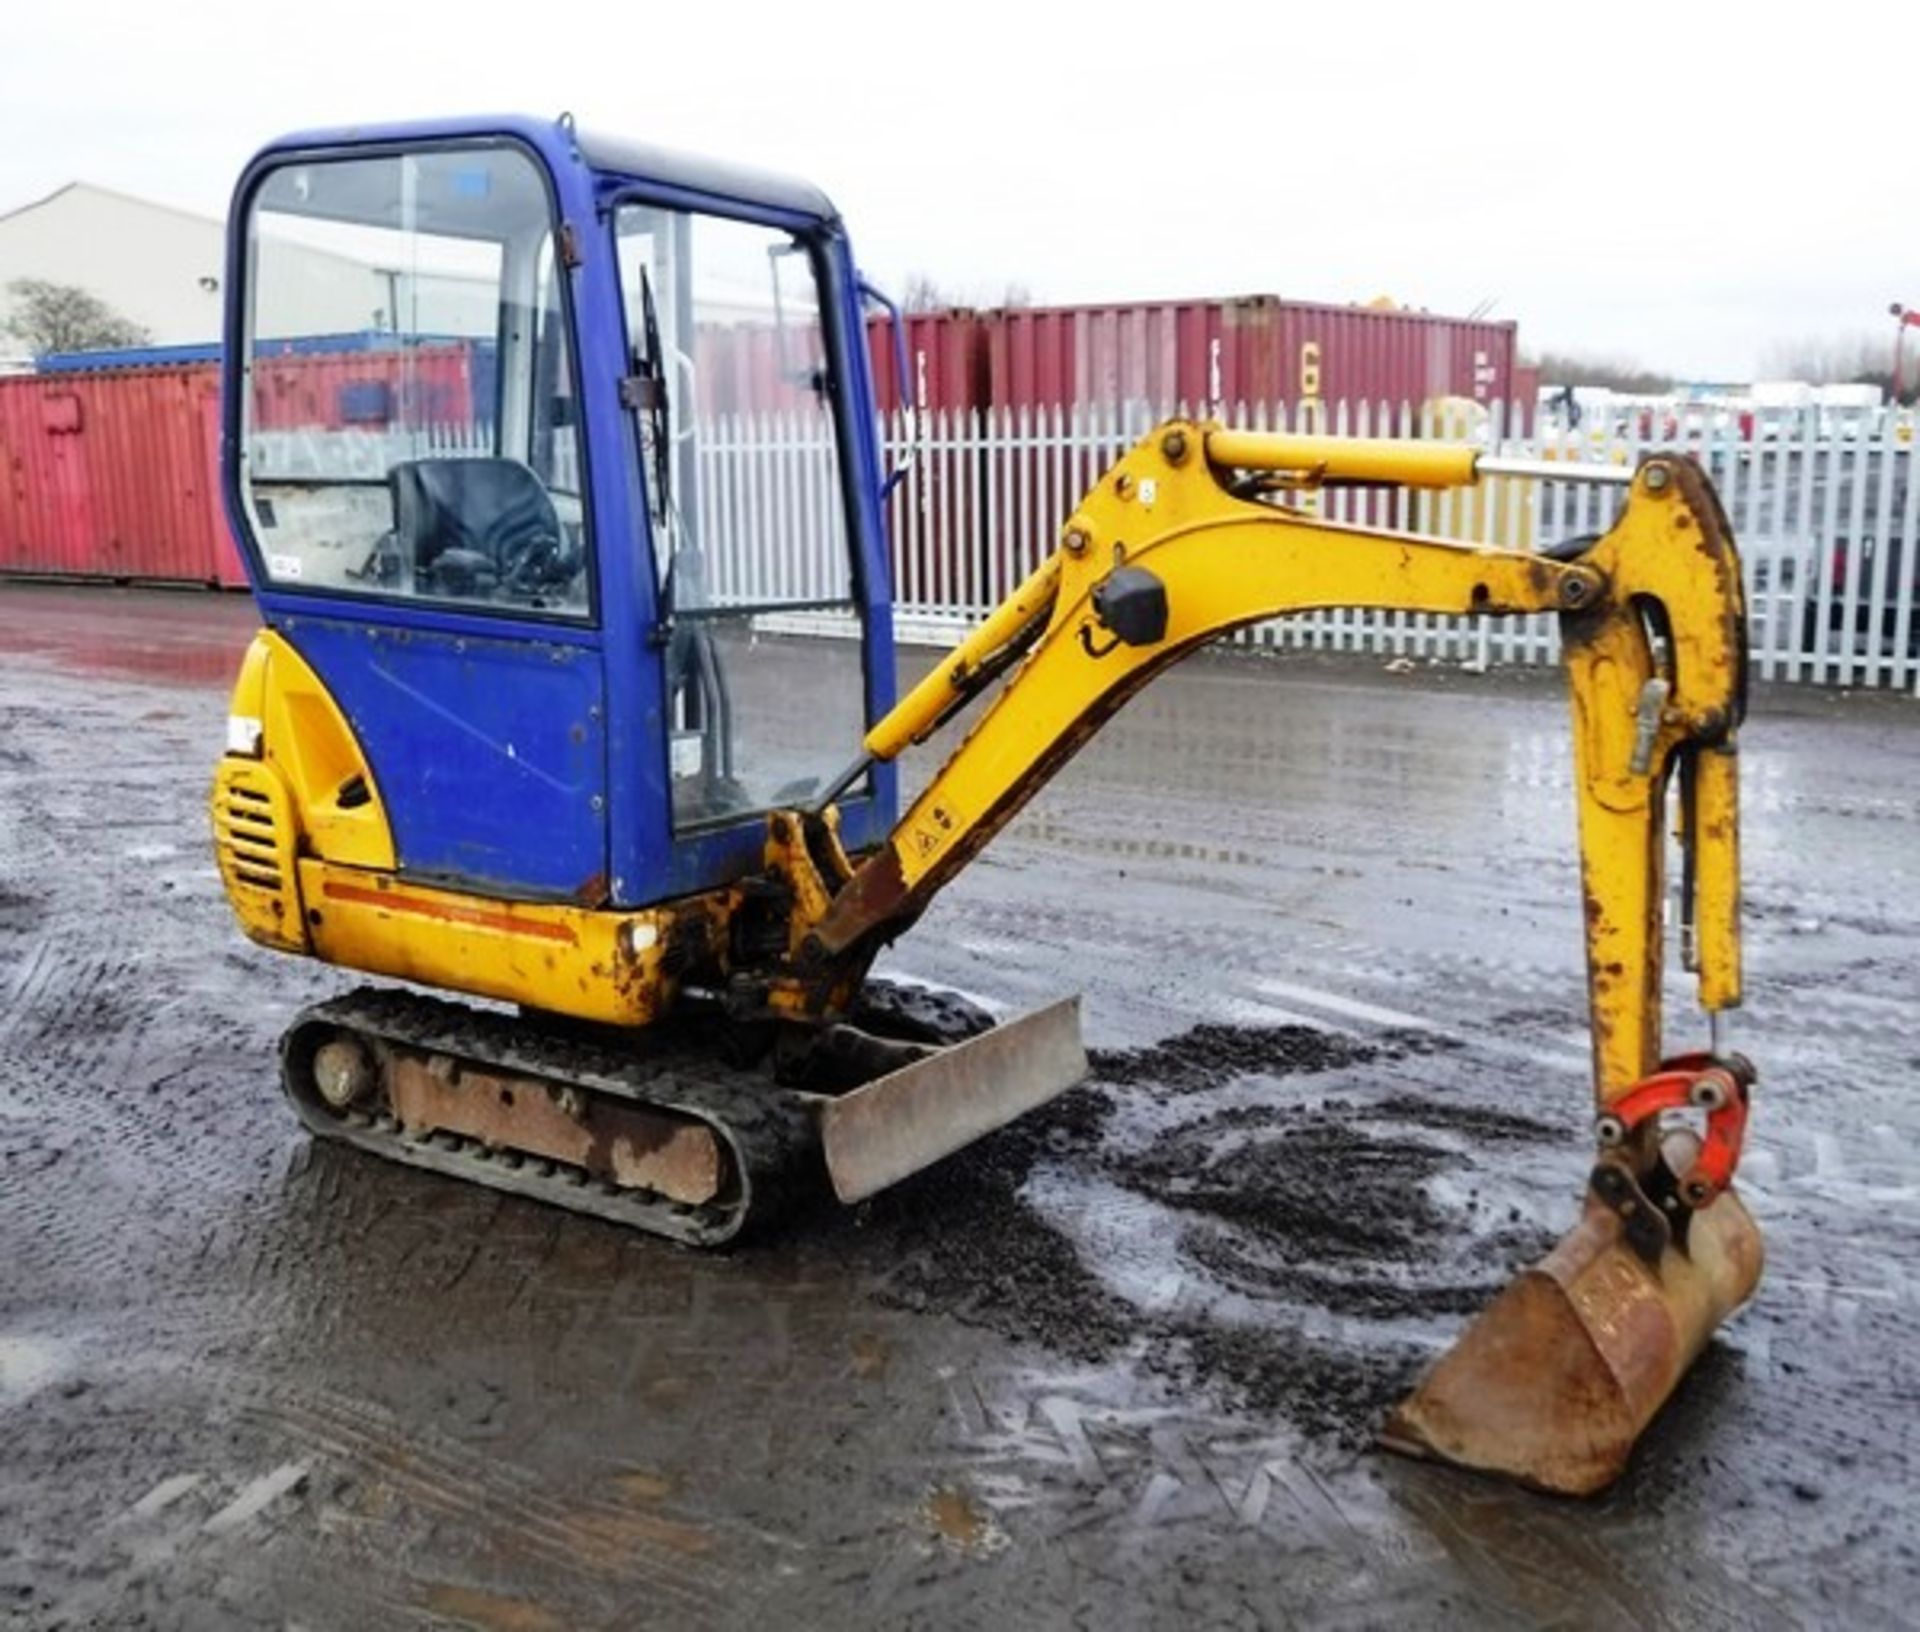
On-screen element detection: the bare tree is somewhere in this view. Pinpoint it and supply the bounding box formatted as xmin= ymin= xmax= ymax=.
xmin=3 ymin=278 xmax=150 ymax=355
xmin=1527 ymin=349 xmax=1674 ymax=395
xmin=900 ymin=272 xmax=949 ymax=313
xmin=1758 ymin=331 xmax=1906 ymax=401
xmin=899 ymin=272 xmax=1034 ymax=313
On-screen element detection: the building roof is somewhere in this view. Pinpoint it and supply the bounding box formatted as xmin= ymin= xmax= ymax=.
xmin=0 ymin=181 xmax=231 ymax=352
xmin=0 ymin=179 xmax=223 ymax=230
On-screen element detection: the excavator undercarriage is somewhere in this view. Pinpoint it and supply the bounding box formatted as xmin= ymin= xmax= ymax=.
xmin=273 ymin=977 xmax=1071 ymax=1247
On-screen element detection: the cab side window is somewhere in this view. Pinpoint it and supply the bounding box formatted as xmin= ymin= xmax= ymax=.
xmin=615 ymin=204 xmax=868 ymax=828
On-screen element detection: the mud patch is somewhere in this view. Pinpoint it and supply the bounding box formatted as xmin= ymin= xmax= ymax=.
xmin=417 ymin=1583 xmax=565 ymax=1632
xmin=1131 ymin=1106 xmax=1443 ymax=1262
xmin=0 ymin=886 xmax=38 ymax=932
xmin=856 ymin=1085 xmax=1126 ymax=1365
xmin=1370 ymin=1092 xmax=1566 ymax=1145
xmin=921 ymin=1485 xmax=1007 ymax=1556
xmin=1129 ymin=1105 xmax=1556 ymax=1319
xmin=845 ymin=1021 xmax=1562 ymax=1448
xmin=1088 ymin=1021 xmax=1378 ymax=1091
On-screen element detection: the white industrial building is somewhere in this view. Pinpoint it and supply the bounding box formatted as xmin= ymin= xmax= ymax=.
xmin=0 ymin=182 xmax=495 ymax=368
xmin=0 ymin=183 xmax=228 ymax=363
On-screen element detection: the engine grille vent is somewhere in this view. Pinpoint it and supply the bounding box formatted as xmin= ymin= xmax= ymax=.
xmin=216 ymin=783 xmax=283 ymax=895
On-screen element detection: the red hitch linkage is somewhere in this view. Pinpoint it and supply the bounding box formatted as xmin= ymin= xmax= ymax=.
xmin=1587 ymin=1053 xmax=1754 ymax=1261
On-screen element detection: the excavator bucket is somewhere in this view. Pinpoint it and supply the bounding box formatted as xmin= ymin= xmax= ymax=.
xmin=820 ymin=998 xmax=1088 ymax=1203
xmin=1382 ymin=1185 xmax=1764 ymax=1495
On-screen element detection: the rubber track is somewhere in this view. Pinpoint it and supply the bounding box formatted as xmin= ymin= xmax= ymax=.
xmin=280 ymin=987 xmax=822 ymax=1247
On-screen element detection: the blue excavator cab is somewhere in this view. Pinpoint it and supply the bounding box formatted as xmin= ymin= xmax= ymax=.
xmin=220 ymin=115 xmax=900 ymax=909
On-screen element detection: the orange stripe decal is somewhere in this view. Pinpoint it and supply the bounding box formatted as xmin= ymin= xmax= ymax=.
xmin=321 ymin=879 xmax=580 ymax=944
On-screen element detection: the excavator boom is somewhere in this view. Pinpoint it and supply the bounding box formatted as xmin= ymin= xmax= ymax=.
xmin=768 ymin=423 xmax=1760 ymax=1493
xmin=789 ymin=424 xmax=1744 ymax=1049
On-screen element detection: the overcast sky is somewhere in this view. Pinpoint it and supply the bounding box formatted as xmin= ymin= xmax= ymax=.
xmin=2 ymin=1 xmax=1910 ymax=381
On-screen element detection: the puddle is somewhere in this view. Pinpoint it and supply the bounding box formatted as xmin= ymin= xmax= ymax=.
xmin=0 ymin=1335 xmax=70 ymax=1400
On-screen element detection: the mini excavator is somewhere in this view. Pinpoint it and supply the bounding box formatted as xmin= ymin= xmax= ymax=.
xmin=212 ymin=116 xmax=1761 ymax=1495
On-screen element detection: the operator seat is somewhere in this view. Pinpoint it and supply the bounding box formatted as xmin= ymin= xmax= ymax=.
xmin=389 ymin=457 xmax=568 ymax=600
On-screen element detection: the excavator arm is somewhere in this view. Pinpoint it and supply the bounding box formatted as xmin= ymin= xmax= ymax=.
xmin=803 ymin=422 xmax=1744 ymax=1092
xmin=770 ymin=421 xmax=1761 ymax=1495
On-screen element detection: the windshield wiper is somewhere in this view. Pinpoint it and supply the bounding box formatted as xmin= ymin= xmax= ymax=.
xmin=623 ymin=262 xmax=673 ymax=525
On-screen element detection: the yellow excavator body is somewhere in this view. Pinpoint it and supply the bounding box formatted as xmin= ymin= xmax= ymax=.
xmin=213 ymin=116 xmax=1762 ymax=1495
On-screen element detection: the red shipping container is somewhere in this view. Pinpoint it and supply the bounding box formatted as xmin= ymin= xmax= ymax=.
xmin=982 ymin=296 xmax=1517 ymax=419
xmin=0 ymin=344 xmax=488 ymax=589
xmin=863 ymin=310 xmax=987 ymax=415
xmin=688 ymin=311 xmax=984 ymax=416
xmin=0 ymin=364 xmax=244 ymax=587
xmin=636 ymin=297 xmax=1513 ymax=421
xmin=248 ymin=342 xmax=477 ymax=431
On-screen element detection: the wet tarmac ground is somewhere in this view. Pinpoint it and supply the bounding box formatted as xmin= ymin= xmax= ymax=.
xmin=2 ymin=583 xmax=1917 ymax=1629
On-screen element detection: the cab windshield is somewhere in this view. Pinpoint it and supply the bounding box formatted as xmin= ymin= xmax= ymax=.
xmin=239 ymin=143 xmax=588 ymax=616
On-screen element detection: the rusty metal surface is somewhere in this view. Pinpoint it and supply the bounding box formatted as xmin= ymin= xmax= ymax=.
xmin=272 ymin=984 xmax=816 ymax=1248
xmin=1383 ymin=1190 xmax=1765 ymax=1495
xmin=821 ymin=997 xmax=1087 ymax=1203
xmin=382 ymin=1050 xmax=725 ymax=1204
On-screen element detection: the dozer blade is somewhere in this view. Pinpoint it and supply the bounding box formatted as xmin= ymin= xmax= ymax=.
xmin=1382 ymin=1186 xmax=1764 ymax=1496
xmin=820 ymin=997 xmax=1088 ymax=1204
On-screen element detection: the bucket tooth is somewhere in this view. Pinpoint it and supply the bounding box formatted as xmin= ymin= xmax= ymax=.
xmin=1382 ymin=1188 xmax=1763 ymax=1496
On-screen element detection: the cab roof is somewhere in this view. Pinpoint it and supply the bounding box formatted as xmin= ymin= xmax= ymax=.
xmin=243 ymin=113 xmax=838 ymax=226
xmin=577 ymin=127 xmax=836 ymax=221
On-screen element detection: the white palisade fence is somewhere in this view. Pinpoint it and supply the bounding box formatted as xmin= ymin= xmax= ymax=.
xmin=872 ymin=400 xmax=1918 ymax=692
xmin=263 ymin=399 xmax=1919 ymax=691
